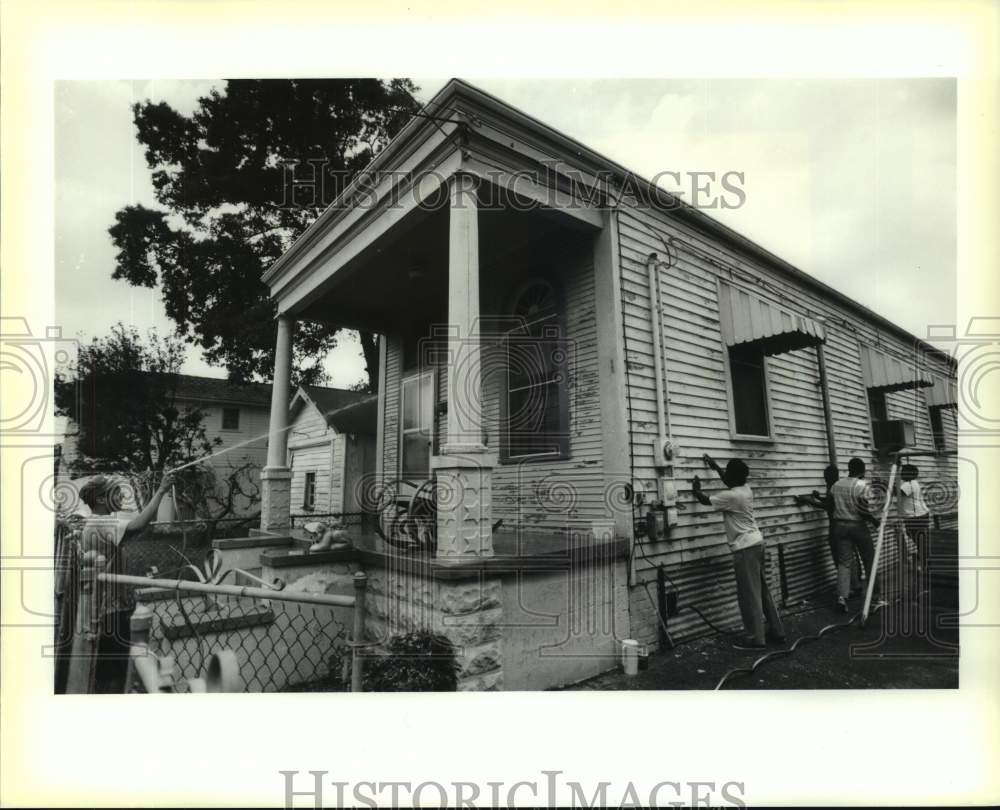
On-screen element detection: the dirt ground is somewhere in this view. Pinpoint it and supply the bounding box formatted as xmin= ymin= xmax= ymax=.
xmin=567 ymin=576 xmax=959 ymax=691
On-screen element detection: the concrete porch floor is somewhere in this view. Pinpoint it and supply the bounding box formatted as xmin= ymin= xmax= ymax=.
xmin=562 ymin=580 xmax=959 ymax=691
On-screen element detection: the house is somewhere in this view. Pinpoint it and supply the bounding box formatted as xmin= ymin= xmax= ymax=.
xmin=287 ymin=386 xmax=377 ymax=518
xmin=60 ymin=373 xmax=373 ymax=521
xmin=59 ymin=373 xmax=273 ymax=516
xmin=252 ymin=79 xmax=959 ymax=690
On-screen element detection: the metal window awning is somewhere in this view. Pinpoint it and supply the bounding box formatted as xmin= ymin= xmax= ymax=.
xmin=925 ymin=374 xmax=958 ymax=408
xmin=859 ymin=344 xmax=935 ymax=392
xmin=718 ymin=281 xmax=826 ymax=356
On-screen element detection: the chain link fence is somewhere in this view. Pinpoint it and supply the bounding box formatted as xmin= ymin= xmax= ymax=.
xmin=134 ymin=589 xmax=352 ymax=693
xmin=58 ymin=549 xmax=368 ymax=694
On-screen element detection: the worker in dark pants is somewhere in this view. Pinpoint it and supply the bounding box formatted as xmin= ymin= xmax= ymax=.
xmin=795 ymin=464 xmax=862 ymax=595
xmin=692 ymin=455 xmax=785 ymax=650
xmin=829 ymin=458 xmax=883 ymax=613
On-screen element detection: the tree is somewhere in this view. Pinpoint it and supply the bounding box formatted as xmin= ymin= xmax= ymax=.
xmin=55 ymin=324 xmax=262 ymax=523
xmin=55 ymin=324 xmax=219 ymax=474
xmin=108 ymin=79 xmax=420 ymax=389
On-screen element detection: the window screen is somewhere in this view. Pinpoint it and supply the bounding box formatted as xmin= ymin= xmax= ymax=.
xmin=929 ymin=406 xmax=946 ymax=452
xmin=729 ymin=344 xmax=769 ymax=437
xmin=400 ymin=371 xmax=434 ymax=479
xmin=303 ymin=471 xmax=316 ymax=510
xmin=501 ymin=279 xmax=569 ymax=461
xmin=222 ymin=407 xmax=240 ymax=430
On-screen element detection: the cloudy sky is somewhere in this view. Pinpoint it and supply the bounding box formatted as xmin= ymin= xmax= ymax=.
xmin=55 ymin=77 xmax=956 ymax=387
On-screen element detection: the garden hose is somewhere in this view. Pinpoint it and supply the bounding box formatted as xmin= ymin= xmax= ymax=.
xmin=713 ymin=598 xmax=892 ymax=690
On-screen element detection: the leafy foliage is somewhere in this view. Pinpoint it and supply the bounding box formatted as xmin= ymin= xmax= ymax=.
xmin=56 ymin=324 xmax=265 ymax=523
xmin=109 ymin=79 xmax=420 ymax=388
xmin=363 ymin=629 xmax=459 ymax=692
xmin=55 ymin=323 xmax=219 ymax=474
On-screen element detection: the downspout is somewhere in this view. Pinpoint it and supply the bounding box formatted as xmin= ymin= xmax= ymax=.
xmin=814 ymin=319 xmax=838 ymax=467
xmin=647 ymin=254 xmax=669 ymax=445
xmin=645 ymin=253 xmax=679 ymax=534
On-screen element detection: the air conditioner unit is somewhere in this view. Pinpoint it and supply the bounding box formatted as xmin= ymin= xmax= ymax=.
xmin=872 ymin=419 xmax=915 ymax=451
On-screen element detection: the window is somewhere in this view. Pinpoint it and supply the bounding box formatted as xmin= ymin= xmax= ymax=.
xmin=303 ymin=472 xmax=316 ymax=510
xmin=400 ymin=371 xmax=434 ymax=479
xmin=222 ymin=407 xmax=240 ymax=430
xmin=929 ymin=406 xmax=946 ymax=453
xmin=501 ymin=278 xmax=569 ymax=462
xmin=728 ymin=343 xmax=770 ymax=438
xmin=867 ymin=389 xmax=888 ymax=447
xmin=867 ymin=390 xmax=888 ymax=423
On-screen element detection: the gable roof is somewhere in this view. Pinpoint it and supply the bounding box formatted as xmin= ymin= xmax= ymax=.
xmin=290 ymin=385 xmax=373 ymax=431
xmin=266 ymin=78 xmax=953 ymax=368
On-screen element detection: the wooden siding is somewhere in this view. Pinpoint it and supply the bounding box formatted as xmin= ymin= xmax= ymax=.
xmin=615 ymin=202 xmax=958 ymax=647
xmin=381 ymin=334 xmax=402 ymax=487
xmin=379 ymin=236 xmax=607 ymax=532
xmin=483 ymin=240 xmax=605 ymax=531
xmin=342 ymin=434 xmax=376 ymax=513
xmin=287 ymin=399 xmax=346 ymax=514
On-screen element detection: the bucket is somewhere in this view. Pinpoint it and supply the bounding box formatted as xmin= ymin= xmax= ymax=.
xmin=621 ymin=639 xmax=640 ymax=676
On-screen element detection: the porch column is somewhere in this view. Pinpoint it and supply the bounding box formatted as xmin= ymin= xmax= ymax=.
xmin=432 ymin=172 xmax=496 ymax=558
xmin=261 ymin=313 xmax=295 ymax=531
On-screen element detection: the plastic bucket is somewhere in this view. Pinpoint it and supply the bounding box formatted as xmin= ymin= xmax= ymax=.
xmin=621 ymin=639 xmax=640 ymax=676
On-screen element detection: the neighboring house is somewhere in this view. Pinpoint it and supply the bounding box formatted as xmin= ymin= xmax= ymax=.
xmin=61 ymin=373 xmax=274 ymax=517
xmin=287 ymin=386 xmax=377 ymax=518
xmin=254 ymin=79 xmax=959 ymax=690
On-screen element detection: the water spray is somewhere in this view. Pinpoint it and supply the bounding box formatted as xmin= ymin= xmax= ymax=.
xmin=164 ymin=422 xmax=299 ymax=475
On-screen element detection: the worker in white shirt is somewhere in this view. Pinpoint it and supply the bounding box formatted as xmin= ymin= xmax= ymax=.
xmin=898 ymin=463 xmax=932 ymax=568
xmin=77 ymin=472 xmax=175 ymax=692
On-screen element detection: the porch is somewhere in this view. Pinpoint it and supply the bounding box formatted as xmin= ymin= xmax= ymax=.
xmin=259 ymin=149 xmax=625 ymax=555
xmin=252 ymin=87 xmax=632 ymax=689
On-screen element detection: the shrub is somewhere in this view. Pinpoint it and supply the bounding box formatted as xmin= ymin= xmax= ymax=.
xmin=363 ymin=629 xmax=458 ymax=692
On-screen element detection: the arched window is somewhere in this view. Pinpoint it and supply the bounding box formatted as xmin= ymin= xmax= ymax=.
xmin=500 ymin=277 xmax=570 ymax=462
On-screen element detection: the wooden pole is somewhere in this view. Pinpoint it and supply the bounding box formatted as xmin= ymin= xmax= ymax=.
xmin=351 ymin=572 xmax=368 ymax=692
xmin=65 ymin=551 xmax=104 ymax=694
xmin=861 ymin=459 xmax=899 ymax=626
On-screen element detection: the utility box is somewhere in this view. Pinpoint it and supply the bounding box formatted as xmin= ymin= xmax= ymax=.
xmin=651 ymin=436 xmax=674 ymax=470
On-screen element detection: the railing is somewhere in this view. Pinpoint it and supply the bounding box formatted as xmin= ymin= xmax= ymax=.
xmin=61 ymin=550 xmax=368 ymax=694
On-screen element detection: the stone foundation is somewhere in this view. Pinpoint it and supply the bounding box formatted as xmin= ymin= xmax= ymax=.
xmin=364 ymin=561 xmax=504 ymax=691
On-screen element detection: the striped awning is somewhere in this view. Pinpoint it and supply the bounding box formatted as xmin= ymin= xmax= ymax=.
xmin=859 ymin=344 xmax=935 ymax=392
xmin=925 ymin=374 xmax=958 ymax=408
xmin=718 ymin=281 xmax=826 ymax=356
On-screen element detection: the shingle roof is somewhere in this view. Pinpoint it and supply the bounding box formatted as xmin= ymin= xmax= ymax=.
xmin=301 ymin=385 xmax=370 ymax=416
xmin=325 ymin=394 xmax=377 ymax=435
xmin=151 ymin=372 xmax=274 ymax=407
